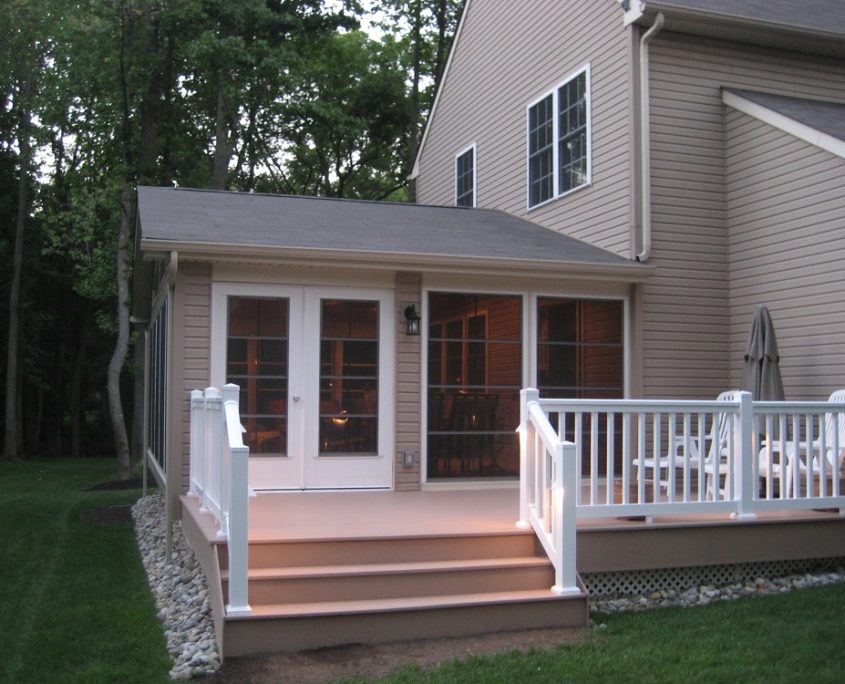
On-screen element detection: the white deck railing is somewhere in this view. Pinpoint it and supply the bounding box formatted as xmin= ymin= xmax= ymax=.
xmin=189 ymin=384 xmax=251 ymax=616
xmin=518 ymin=389 xmax=845 ymax=592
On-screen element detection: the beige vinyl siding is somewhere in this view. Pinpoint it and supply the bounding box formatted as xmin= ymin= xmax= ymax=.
xmin=416 ymin=0 xmax=634 ymax=256
xmin=725 ymin=110 xmax=845 ymax=400
xmin=175 ymin=262 xmax=212 ymax=494
xmin=645 ymin=32 xmax=845 ymax=399
xmin=395 ymin=272 xmax=422 ymax=490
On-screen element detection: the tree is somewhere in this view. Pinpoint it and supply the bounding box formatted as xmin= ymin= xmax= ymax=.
xmin=271 ymin=30 xmax=411 ymax=199
xmin=3 ymin=1 xmax=43 ymax=459
xmin=378 ymin=0 xmax=464 ymax=200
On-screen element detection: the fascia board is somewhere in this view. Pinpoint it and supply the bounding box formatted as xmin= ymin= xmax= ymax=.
xmin=139 ymin=238 xmax=654 ymax=284
xmin=722 ymin=90 xmax=845 ymax=161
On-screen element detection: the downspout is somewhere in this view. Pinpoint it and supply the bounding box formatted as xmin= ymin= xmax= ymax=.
xmin=636 ymin=12 xmax=664 ymax=262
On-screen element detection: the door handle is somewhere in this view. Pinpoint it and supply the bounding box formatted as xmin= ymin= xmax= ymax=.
xmin=292 ymin=395 xmax=301 ymax=402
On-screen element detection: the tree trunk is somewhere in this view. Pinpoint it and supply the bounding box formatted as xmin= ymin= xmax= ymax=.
xmin=3 ymin=61 xmax=33 ymax=460
xmin=406 ymin=0 xmax=422 ymax=203
xmin=212 ymin=70 xmax=235 ymax=189
xmin=108 ymin=183 xmax=133 ymax=479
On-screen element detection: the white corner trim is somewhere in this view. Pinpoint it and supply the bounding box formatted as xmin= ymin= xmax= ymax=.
xmin=722 ymin=90 xmax=845 ymax=161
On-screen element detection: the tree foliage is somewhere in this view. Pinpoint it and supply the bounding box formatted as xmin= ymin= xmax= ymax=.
xmin=0 ymin=0 xmax=463 ymax=469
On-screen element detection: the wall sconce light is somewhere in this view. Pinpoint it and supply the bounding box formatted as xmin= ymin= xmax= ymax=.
xmin=403 ymin=304 xmax=421 ymax=336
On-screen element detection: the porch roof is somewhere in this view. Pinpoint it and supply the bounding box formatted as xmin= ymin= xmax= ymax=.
xmin=136 ymin=186 xmax=649 ymax=280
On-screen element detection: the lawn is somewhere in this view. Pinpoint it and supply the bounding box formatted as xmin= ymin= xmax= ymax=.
xmin=362 ymin=581 xmax=845 ymax=684
xmin=2 ymin=459 xmax=843 ymax=684
xmin=0 ymin=459 xmax=171 ymax=684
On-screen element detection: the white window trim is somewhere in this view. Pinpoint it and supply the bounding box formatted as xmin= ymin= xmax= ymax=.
xmin=526 ymin=64 xmax=592 ymax=210
xmin=454 ymin=142 xmax=477 ymax=207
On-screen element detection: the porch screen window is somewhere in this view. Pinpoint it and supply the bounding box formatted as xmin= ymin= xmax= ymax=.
xmin=226 ymin=297 xmax=289 ymax=455
xmin=537 ymin=297 xmax=623 ymax=473
xmin=319 ymin=299 xmax=379 ymax=455
xmin=527 ymin=66 xmax=590 ymax=207
xmin=455 ymin=146 xmax=475 ymax=207
xmin=148 ymin=296 xmax=168 ymax=471
xmin=427 ymin=293 xmax=522 ymax=479
xmin=537 ymin=298 xmax=623 ymax=397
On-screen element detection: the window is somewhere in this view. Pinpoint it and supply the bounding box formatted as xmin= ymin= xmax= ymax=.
xmin=427 ymin=293 xmax=522 ymax=479
xmin=455 ymin=145 xmax=475 ymax=207
xmin=148 ymin=295 xmax=168 ymax=471
xmin=527 ymin=66 xmax=591 ymax=208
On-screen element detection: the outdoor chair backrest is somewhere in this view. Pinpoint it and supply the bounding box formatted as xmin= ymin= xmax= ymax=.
xmin=823 ymin=389 xmax=845 ymax=469
xmin=709 ymin=390 xmax=741 ymax=461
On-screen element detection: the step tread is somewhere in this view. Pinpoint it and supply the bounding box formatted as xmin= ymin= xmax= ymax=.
xmin=231 ymin=588 xmax=582 ymax=620
xmin=222 ymin=556 xmax=551 ymax=581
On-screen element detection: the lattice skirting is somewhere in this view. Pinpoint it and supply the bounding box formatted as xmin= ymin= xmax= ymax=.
xmin=582 ymin=557 xmax=845 ymax=598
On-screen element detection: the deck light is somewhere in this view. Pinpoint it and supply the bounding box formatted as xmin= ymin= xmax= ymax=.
xmin=403 ymin=304 xmax=421 ymax=336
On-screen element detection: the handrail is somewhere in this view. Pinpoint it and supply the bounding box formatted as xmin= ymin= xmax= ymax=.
xmin=518 ymin=388 xmax=580 ymax=595
xmin=518 ymin=389 xmax=845 ymax=594
xmin=188 ymin=384 xmax=251 ymax=616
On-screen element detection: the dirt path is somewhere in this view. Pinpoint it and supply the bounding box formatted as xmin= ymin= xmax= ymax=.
xmin=208 ymin=626 xmax=585 ymax=683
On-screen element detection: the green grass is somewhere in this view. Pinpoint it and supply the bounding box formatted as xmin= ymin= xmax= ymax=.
xmin=355 ymin=578 xmax=845 ymax=683
xmin=0 ymin=459 xmax=171 ymax=684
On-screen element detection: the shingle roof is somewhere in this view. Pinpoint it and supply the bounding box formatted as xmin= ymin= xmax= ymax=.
xmin=645 ymin=0 xmax=845 ymax=37
xmin=137 ymin=187 xmax=642 ymax=270
xmin=725 ymin=90 xmax=845 ymax=144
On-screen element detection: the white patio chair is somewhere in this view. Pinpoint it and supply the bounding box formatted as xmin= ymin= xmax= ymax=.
xmin=758 ymin=389 xmax=845 ymax=497
xmin=637 ymin=390 xmax=739 ymax=501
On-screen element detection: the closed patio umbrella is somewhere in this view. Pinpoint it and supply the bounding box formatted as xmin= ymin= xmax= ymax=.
xmin=741 ymin=304 xmax=785 ymax=401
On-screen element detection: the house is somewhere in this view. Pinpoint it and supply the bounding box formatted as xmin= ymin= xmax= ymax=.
xmin=413 ymin=0 xmax=845 ymax=402
xmin=132 ymin=0 xmax=845 ymax=657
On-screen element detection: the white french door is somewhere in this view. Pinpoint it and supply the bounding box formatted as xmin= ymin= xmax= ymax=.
xmin=211 ymin=284 xmax=394 ymax=490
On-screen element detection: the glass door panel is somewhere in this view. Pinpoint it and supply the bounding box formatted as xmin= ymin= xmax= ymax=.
xmin=318 ymin=299 xmax=379 ymax=455
xmin=226 ymin=296 xmax=289 ymax=455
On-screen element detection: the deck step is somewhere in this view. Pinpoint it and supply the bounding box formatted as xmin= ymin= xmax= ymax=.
xmin=222 ymin=587 xmax=588 ymax=656
xmin=223 ymin=556 xmax=556 ymax=604
xmin=238 ymin=588 xmax=573 ymax=619
xmin=219 ymin=531 xmax=542 ymax=569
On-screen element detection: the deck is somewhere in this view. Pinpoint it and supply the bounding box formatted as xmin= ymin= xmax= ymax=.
xmin=181 ymin=486 xmax=845 ymax=658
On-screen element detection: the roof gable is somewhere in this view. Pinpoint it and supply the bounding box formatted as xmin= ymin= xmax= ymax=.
xmin=723 ymin=89 xmax=845 ymax=160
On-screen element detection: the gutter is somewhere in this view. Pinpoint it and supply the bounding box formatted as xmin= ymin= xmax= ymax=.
xmin=139 ymin=239 xmax=655 ymax=284
xmin=636 ymin=12 xmax=664 ymax=262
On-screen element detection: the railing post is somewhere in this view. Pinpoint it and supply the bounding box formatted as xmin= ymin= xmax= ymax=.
xmin=189 ymin=389 xmax=204 ymax=496
xmin=222 ymin=382 xmax=251 ymax=616
xmin=552 ymin=440 xmax=580 ymax=595
xmin=202 ymin=387 xmax=222 ymax=514
xmin=517 ymin=388 xmax=540 ymax=529
xmin=733 ymin=391 xmax=756 ymax=520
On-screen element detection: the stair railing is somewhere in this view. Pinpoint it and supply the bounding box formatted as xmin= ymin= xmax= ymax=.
xmin=517 ymin=388 xmax=581 ymax=595
xmin=189 ymin=384 xmax=251 ymax=616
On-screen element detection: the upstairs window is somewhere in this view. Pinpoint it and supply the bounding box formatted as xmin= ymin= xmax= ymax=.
xmin=527 ymin=65 xmax=591 ymax=208
xmin=455 ymin=144 xmax=476 ymax=207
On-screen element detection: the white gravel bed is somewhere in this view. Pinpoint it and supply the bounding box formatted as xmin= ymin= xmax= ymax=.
xmin=132 ymin=493 xmax=221 ymax=680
